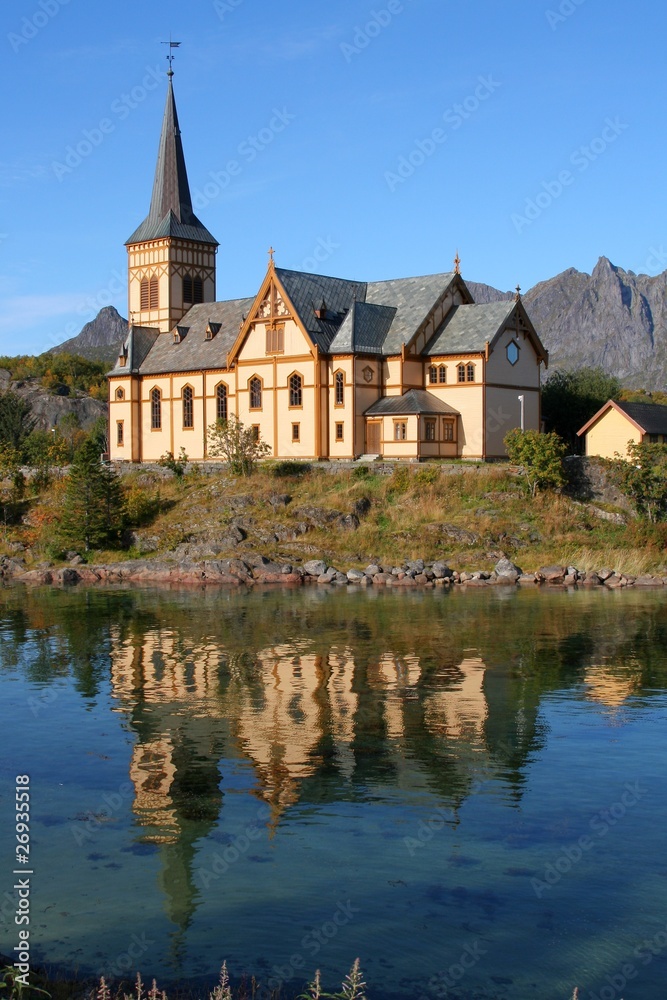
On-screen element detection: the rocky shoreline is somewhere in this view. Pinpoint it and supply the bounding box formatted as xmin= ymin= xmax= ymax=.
xmin=2 ymin=554 xmax=666 ymax=591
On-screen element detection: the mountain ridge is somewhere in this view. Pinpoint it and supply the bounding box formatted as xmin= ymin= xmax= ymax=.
xmin=46 ymin=258 xmax=667 ymax=389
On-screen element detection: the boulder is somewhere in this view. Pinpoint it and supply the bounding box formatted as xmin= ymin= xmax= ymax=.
xmin=268 ymin=493 xmax=292 ymax=508
xmin=346 ymin=569 xmax=365 ymax=583
xmin=494 ymin=558 xmax=522 ymax=580
xmin=365 ymin=564 xmax=382 ymax=576
xmin=352 ymin=497 xmax=371 ymax=517
xmin=634 ymin=576 xmax=664 ymax=587
xmin=303 ymin=559 xmax=328 ymax=577
xmin=431 ymin=561 xmax=453 ymax=579
xmin=406 ymin=559 xmax=425 ymax=574
xmin=337 ymin=513 xmax=360 ymax=531
xmin=537 ymin=565 xmax=566 ymax=583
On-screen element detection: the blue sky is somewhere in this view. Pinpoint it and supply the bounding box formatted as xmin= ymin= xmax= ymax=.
xmin=1 ymin=0 xmax=665 ymax=357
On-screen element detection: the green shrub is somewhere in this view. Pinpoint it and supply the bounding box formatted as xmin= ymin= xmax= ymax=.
xmin=270 ymin=460 xmax=312 ymax=478
xmin=387 ymin=464 xmax=411 ymax=494
xmin=124 ymin=484 xmax=162 ymax=527
xmin=158 ymin=448 xmax=189 ymax=478
xmin=351 ymin=465 xmax=370 ymax=480
xmin=414 ymin=465 xmax=441 ymax=487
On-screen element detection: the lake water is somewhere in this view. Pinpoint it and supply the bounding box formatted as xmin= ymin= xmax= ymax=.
xmin=1 ymin=584 xmax=667 ymax=999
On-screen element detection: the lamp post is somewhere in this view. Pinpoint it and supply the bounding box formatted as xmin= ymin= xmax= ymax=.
xmin=518 ymin=395 xmax=525 ymax=432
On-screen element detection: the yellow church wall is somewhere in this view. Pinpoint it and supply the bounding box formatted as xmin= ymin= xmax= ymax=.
xmin=584 ymin=408 xmax=642 ymax=459
xmin=384 ymin=358 xmax=403 ymax=392
xmin=354 ymin=358 xmax=382 ymax=455
xmin=108 ymin=379 xmax=134 ymax=461
xmin=402 ymin=358 xmax=423 ymax=389
xmin=376 ymin=414 xmax=420 ymax=458
xmin=327 ymin=358 xmax=355 ymax=459
xmin=439 ymin=384 xmax=484 ymax=458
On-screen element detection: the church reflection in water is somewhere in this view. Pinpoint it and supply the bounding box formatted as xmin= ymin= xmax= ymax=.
xmin=103 ymin=596 xmax=642 ymax=939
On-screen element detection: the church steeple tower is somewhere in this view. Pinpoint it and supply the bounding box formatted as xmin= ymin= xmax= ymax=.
xmin=125 ymin=69 xmax=218 ymax=332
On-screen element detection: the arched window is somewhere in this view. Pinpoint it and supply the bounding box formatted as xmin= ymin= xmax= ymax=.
xmin=438 ymin=365 xmax=447 ymax=384
xmin=249 ymin=377 xmax=262 ymax=410
xmin=115 ymin=387 xmax=125 ymax=400
xmin=335 ymin=371 xmax=345 ymax=405
xmin=457 ymin=364 xmax=466 ymax=383
xmin=216 ymin=383 xmax=228 ymax=422
xmin=289 ymin=373 xmax=303 ymax=408
xmin=466 ymin=363 xmax=475 ymax=383
xmin=428 ymin=365 xmax=438 ymax=385
xmin=183 ymin=386 xmax=194 ymax=429
xmin=151 ymin=388 xmax=162 ymax=430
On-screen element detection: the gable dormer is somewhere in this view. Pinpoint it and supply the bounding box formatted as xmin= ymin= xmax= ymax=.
xmin=173 ymin=325 xmax=189 ymax=344
xmin=205 ymin=321 xmax=222 ymax=341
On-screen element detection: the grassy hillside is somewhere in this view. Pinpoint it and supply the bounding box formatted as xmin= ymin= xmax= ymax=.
xmin=6 ymin=460 xmax=667 ymax=577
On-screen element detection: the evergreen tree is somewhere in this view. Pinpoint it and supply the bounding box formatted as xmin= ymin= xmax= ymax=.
xmin=59 ymin=438 xmax=125 ymax=551
xmin=0 ymin=390 xmax=35 ymax=451
xmin=542 ymin=367 xmax=622 ymax=452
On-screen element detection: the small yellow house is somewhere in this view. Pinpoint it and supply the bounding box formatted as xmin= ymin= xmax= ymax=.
xmin=578 ymin=399 xmax=667 ymax=459
xmin=108 ymin=72 xmax=549 ymax=463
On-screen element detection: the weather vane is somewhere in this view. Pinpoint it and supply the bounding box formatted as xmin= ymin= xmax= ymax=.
xmin=161 ymin=36 xmax=181 ymax=76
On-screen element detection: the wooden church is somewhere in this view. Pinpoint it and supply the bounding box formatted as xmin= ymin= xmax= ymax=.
xmin=108 ymin=70 xmax=548 ymax=463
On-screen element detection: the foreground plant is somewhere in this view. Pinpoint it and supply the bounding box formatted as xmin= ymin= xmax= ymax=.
xmin=0 ymin=963 xmax=51 ymax=997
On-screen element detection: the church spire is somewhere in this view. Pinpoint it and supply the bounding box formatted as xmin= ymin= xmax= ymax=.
xmin=126 ymin=72 xmax=218 ymax=247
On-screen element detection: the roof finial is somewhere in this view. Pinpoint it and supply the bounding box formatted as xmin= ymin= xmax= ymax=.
xmin=161 ymin=36 xmax=181 ymax=78
xmin=454 ymin=251 xmax=461 ymax=275
xmin=515 ymin=283 xmax=521 ymax=301
xmin=268 ymin=246 xmax=276 ymax=264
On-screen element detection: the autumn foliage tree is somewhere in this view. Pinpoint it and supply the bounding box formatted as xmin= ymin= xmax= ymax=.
xmin=207 ymin=416 xmax=270 ymax=476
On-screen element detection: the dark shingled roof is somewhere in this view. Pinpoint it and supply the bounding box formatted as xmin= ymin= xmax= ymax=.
xmin=365 ymin=272 xmax=458 ymax=354
xmin=364 ymin=389 xmax=460 ymax=416
xmin=275 ymin=268 xmax=367 ymax=353
xmin=275 ymin=269 xmax=459 ymax=356
xmin=108 ymin=325 xmax=160 ymax=375
xmin=424 ymin=301 xmax=517 ymax=356
xmin=126 ymin=77 xmax=218 ymax=247
xmin=615 ymin=400 xmax=667 ymax=434
xmin=118 ymin=298 xmax=254 ymax=376
xmin=329 ymin=301 xmax=397 ymax=355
